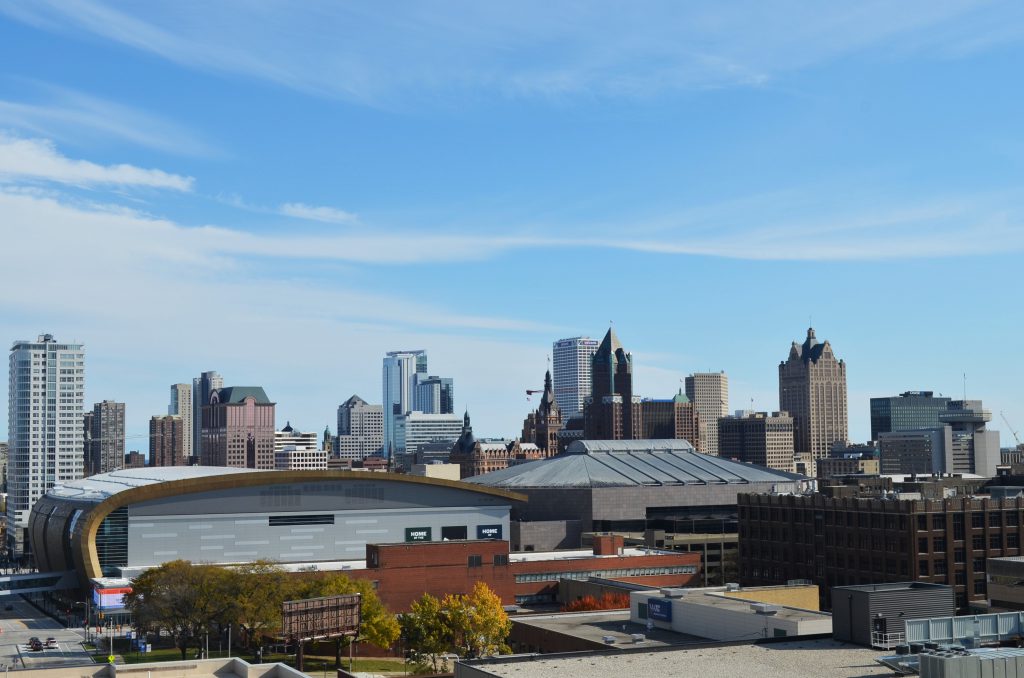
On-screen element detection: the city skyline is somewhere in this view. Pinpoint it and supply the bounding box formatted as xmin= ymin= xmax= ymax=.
xmin=0 ymin=4 xmax=1021 ymax=448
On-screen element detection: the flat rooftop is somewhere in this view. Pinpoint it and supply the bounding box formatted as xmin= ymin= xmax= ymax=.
xmin=508 ymin=547 xmax=674 ymax=563
xmin=461 ymin=638 xmax=890 ymax=678
xmin=511 ymin=610 xmax=703 ymax=647
xmin=643 ymin=589 xmax=827 ymax=623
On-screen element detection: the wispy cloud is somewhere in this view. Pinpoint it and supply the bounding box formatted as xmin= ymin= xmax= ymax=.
xmin=0 ymin=134 xmax=194 ymax=190
xmin=2 ymin=1 xmax=1018 ymax=104
xmin=278 ymin=202 xmax=357 ymax=224
xmin=0 ymin=83 xmax=215 ymax=156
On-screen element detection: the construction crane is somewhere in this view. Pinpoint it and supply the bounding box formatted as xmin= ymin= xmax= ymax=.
xmin=525 ymin=387 xmax=544 ymax=401
xmin=1001 ymin=411 xmax=1022 ymax=447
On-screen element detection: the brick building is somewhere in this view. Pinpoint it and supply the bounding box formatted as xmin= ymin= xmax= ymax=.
xmin=521 ymin=370 xmax=563 ymax=457
xmin=450 ymin=412 xmax=545 ymax=479
xmin=349 ymin=537 xmax=700 ymax=611
xmin=738 ymin=487 xmax=1024 ymax=611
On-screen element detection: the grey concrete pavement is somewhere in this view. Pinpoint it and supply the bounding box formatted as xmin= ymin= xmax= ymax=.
xmin=0 ymin=599 xmax=94 ymax=669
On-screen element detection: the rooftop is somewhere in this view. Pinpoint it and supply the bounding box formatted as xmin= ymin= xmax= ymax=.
xmin=461 ymin=638 xmax=889 ymax=678
xmin=467 ymin=439 xmax=804 ymax=488
xmin=47 ymin=466 xmax=259 ymax=502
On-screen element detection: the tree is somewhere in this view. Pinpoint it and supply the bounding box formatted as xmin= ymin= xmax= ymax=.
xmin=229 ymin=561 xmax=289 ymax=651
xmin=400 ymin=593 xmax=451 ymax=674
xmin=443 ymin=582 xmax=511 ymax=659
xmin=401 ymin=582 xmax=510 ymax=670
xmin=125 ymin=560 xmax=235 ymax=660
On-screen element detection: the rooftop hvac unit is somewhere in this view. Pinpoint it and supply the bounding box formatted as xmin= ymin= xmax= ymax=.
xmin=725 ymin=583 xmax=741 ymax=592
xmin=751 ymin=603 xmax=780 ymax=615
xmin=630 ymin=634 xmax=646 ymax=643
xmin=660 ymin=588 xmax=687 ymax=598
xmin=602 ymin=636 xmax=616 ymax=645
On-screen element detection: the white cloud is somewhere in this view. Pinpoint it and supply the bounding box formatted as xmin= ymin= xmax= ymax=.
xmin=0 ymin=84 xmax=215 ymax=156
xmin=278 ymin=202 xmax=357 ymax=224
xmin=0 ymin=134 xmax=194 ymax=190
xmin=1 ymin=1 xmax=1016 ymax=104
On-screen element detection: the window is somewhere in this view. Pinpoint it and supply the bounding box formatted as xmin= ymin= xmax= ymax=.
xmin=268 ymin=514 xmax=335 ymax=527
xmin=918 ymin=515 xmax=928 ymax=531
xmin=974 ymin=580 xmax=987 ymax=594
xmin=990 ymin=512 xmax=1002 ymax=528
xmin=990 ymin=534 xmax=1003 ymax=550
xmin=1009 ymin=533 xmax=1019 ymax=549
xmin=973 ymin=558 xmax=986 ymax=572
xmin=919 ymin=560 xmax=929 ymax=576
xmin=919 ymin=538 xmax=929 ymax=553
xmin=441 ymin=526 xmax=468 ymax=541
xmin=493 ymin=554 xmax=509 ymax=566
xmin=933 ymin=537 xmax=946 ymax=552
xmin=933 ymin=515 xmax=946 ymax=530
xmin=972 ymin=513 xmax=984 ymax=529
xmin=468 ymin=555 xmax=483 ymax=567
xmin=934 ymin=560 xmax=947 ymax=575
xmin=954 ymin=549 xmax=965 ymax=563
xmin=955 ymin=572 xmax=966 ymax=586
xmin=973 ymin=535 xmax=985 ymax=550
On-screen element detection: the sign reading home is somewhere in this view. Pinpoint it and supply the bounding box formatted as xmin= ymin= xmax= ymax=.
xmin=648 ymin=597 xmax=672 ymax=622
xmin=477 ymin=524 xmax=502 ymax=539
xmin=405 ymin=527 xmax=431 ymax=542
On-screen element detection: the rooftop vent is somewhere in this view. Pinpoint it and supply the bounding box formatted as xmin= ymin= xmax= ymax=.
xmin=660 ymin=588 xmax=687 ymax=598
xmin=751 ymin=603 xmax=780 ymax=615
xmin=725 ymin=583 xmax=741 ymax=592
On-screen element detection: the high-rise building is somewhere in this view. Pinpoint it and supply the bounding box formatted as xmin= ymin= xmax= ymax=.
xmin=584 ymin=328 xmax=640 ymax=440
xmin=521 ymin=370 xmax=563 ymax=456
xmin=394 ymin=411 xmax=463 ymax=459
xmin=414 ymin=375 xmax=455 ymax=414
xmin=124 ymin=450 xmax=146 ymax=469
xmin=169 ymin=383 xmax=194 ymax=462
xmin=552 ymin=337 xmax=600 ymax=417
xmin=85 ymin=400 xmax=125 ymax=476
xmin=192 ymin=371 xmax=222 ymax=458
xmin=382 ymin=350 xmax=427 ymax=460
xmin=149 ymin=414 xmax=186 ymax=467
xmin=878 ymin=400 xmax=1000 ymax=477
xmin=274 ymin=422 xmax=320 ymax=453
xmin=7 ymin=334 xmax=85 ymax=559
xmin=718 ymin=411 xmax=795 ymax=472
xmin=779 ymin=327 xmax=848 ymax=459
xmin=336 ymin=395 xmax=384 ymax=460
xmin=685 ymin=372 xmax=729 ymax=455
xmin=200 ymin=386 xmax=275 ymax=469
xmin=640 ymin=391 xmax=702 ymax=448
xmin=870 ymin=391 xmax=951 ymax=440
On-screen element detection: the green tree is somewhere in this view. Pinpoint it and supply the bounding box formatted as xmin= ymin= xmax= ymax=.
xmin=230 ymin=561 xmax=289 ymax=651
xmin=125 ymin=560 xmax=235 ymax=660
xmin=399 ymin=593 xmax=450 ymax=674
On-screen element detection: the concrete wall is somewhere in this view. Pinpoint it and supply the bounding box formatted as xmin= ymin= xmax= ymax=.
xmin=511 ymin=520 xmax=582 ymax=551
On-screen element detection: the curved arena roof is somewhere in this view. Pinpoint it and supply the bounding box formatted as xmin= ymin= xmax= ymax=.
xmin=47 ymin=466 xmax=259 ymax=503
xmin=466 ymin=439 xmax=805 ymax=489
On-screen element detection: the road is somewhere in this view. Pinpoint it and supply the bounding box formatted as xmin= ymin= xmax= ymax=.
xmin=0 ymin=599 xmax=95 ymax=669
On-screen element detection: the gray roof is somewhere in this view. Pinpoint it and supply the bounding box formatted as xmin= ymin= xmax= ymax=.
xmin=466 ymin=439 xmax=804 ymax=488
xmin=216 ymin=386 xmax=271 ymax=404
xmin=46 ymin=466 xmax=260 ymax=503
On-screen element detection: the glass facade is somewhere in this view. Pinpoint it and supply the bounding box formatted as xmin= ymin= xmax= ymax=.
xmin=96 ymin=506 xmax=128 ymax=576
xmin=870 ymin=392 xmax=951 ymax=440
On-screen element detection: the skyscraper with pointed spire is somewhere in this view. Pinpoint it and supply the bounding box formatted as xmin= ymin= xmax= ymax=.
xmin=779 ymin=327 xmax=848 ymax=459
xmin=584 ymin=327 xmax=641 ymax=440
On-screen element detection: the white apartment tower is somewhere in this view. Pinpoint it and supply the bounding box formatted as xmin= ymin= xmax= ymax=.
xmin=168 ymin=383 xmax=194 ymax=462
xmin=382 ymin=350 xmax=426 ymax=460
xmin=7 ymin=334 xmax=85 ymax=559
xmin=685 ymin=371 xmax=729 ymax=455
xmin=552 ymin=337 xmax=600 ymax=417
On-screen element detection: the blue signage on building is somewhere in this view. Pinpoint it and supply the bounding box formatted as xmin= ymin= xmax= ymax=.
xmin=648 ymin=597 xmax=672 ymax=622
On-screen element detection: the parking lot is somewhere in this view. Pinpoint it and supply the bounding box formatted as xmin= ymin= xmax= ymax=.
xmin=0 ymin=599 xmax=94 ymax=669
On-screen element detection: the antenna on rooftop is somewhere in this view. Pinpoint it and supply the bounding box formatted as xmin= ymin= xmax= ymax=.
xmin=963 ymin=372 xmax=967 ymax=401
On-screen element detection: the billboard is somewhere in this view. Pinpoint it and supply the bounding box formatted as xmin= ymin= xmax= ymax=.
xmin=93 ymin=586 xmax=131 ymax=610
xmin=647 ymin=598 xmax=672 ymax=622
xmin=405 ymin=527 xmax=431 ymax=542
xmin=282 ymin=594 xmax=361 ymax=642
xmin=476 ymin=524 xmax=502 ymax=540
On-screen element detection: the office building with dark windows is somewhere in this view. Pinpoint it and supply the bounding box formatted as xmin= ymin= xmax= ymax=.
xmin=870 ymin=391 xmax=951 ymax=440
xmin=738 ymin=483 xmax=1024 ymax=612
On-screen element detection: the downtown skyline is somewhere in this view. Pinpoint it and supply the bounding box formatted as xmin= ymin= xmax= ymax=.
xmin=0 ymin=3 xmax=1022 ymax=445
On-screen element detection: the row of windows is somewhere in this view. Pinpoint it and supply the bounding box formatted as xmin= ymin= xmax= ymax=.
xmin=514 ymin=564 xmax=696 ymax=583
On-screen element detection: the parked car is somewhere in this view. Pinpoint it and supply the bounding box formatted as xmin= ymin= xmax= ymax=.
xmin=28 ymin=640 xmax=42 ymax=651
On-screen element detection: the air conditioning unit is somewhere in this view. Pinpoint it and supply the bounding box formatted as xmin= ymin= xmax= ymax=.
xmin=751 ymin=603 xmax=780 ymax=615
xmin=660 ymin=588 xmax=686 ymax=598
xmin=725 ymin=583 xmax=741 ymax=592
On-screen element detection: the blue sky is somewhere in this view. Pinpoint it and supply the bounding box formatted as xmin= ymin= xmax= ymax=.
xmin=1 ymin=1 xmax=1023 ymax=447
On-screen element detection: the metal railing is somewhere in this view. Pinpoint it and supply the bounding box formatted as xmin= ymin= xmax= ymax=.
xmin=871 ymin=631 xmax=906 ymax=650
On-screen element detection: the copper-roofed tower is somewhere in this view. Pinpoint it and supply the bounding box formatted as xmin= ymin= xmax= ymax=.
xmin=779 ymin=327 xmax=848 ymax=460
xmin=522 ymin=370 xmax=564 ymax=456
xmin=200 ymin=386 xmax=276 ymax=469
xmin=584 ymin=327 xmax=640 ymax=440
